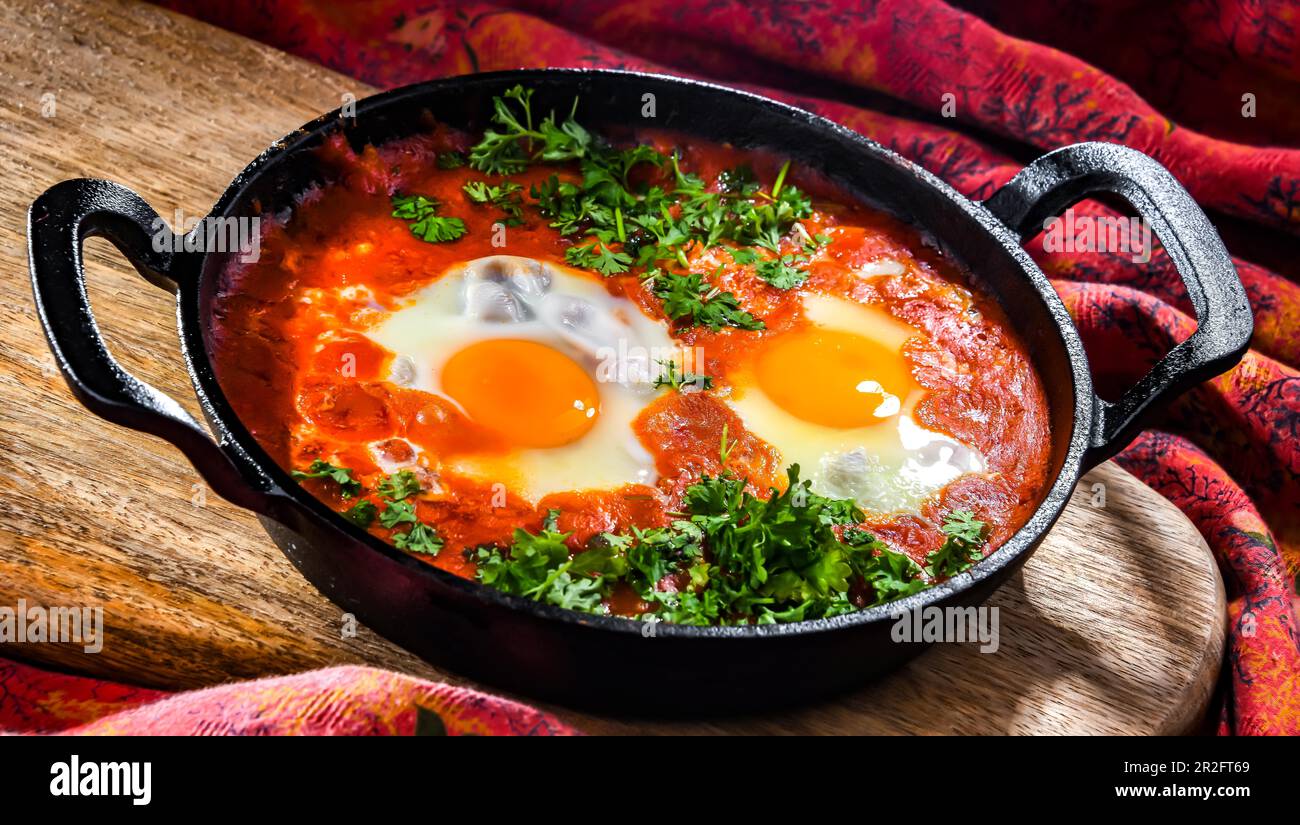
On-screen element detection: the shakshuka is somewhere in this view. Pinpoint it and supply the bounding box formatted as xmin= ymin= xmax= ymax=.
xmin=210 ymin=86 xmax=1051 ymax=625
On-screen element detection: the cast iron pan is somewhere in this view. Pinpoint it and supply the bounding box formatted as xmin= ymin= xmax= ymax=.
xmin=27 ymin=70 xmax=1252 ymax=713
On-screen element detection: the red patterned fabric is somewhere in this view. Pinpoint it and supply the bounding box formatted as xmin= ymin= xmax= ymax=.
xmin=7 ymin=0 xmax=1292 ymax=735
xmin=0 ymin=658 xmax=575 ymax=735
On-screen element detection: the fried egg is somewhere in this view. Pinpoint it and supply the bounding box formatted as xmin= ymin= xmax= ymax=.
xmin=727 ymin=293 xmax=985 ymax=514
xmin=364 ymin=256 xmax=678 ymax=501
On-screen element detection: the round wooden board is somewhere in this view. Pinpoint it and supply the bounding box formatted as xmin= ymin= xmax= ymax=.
xmin=0 ymin=0 xmax=1225 ymax=735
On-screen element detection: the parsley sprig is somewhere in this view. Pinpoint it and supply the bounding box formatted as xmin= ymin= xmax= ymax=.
xmin=463 ymin=86 xmax=821 ymax=330
xmin=462 ymin=180 xmax=525 ymax=226
xmin=467 ymin=466 xmax=988 ymax=625
xmin=564 ymin=240 xmax=632 ymax=275
xmin=374 ymin=470 xmax=444 ymax=555
xmin=652 ymin=359 xmax=713 ymax=393
xmin=468 ymin=86 xmax=592 ymax=174
xmin=755 ymin=252 xmax=810 ymax=289
xmin=343 ymin=500 xmax=378 ymax=527
xmin=391 ymin=194 xmax=467 ymax=243
xmin=292 ymin=457 xmax=990 ymax=625
xmin=924 ymin=510 xmax=987 ymax=578
xmin=292 ymin=465 xmax=444 ymax=556
xmin=395 ymin=523 xmax=444 ymax=555
xmin=471 ymin=509 xmax=625 ymax=611
xmin=291 ymin=459 xmax=361 ymax=498
xmin=379 ymin=499 xmax=417 ymax=528
xmin=653 ymin=271 xmax=764 ymax=332
xmin=377 ymin=469 xmax=423 ymax=501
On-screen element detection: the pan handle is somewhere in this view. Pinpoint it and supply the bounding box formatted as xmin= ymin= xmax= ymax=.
xmin=27 ymin=178 xmax=282 ymax=515
xmin=982 ymin=143 xmax=1253 ymax=470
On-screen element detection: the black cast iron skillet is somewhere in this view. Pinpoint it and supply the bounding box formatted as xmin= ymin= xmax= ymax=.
xmin=27 ymin=70 xmax=1251 ymax=713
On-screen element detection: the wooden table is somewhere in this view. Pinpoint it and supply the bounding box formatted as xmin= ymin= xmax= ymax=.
xmin=0 ymin=0 xmax=1225 ymax=734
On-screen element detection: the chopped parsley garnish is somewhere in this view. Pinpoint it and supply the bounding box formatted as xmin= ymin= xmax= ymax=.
xmin=470 ymin=509 xmax=626 ymax=611
xmin=564 ymin=240 xmax=632 ymax=275
xmin=924 ymin=510 xmax=988 ymax=578
xmin=379 ymin=499 xmax=418 ymax=529
xmin=291 ymin=463 xmax=444 ymax=554
xmin=652 ymin=359 xmax=713 ymax=392
xmin=462 ymin=86 xmax=818 ymax=330
xmin=394 ymin=522 xmax=444 ymax=555
xmin=370 ymin=470 xmax=445 ymax=554
xmin=436 ymin=151 xmax=467 ymax=169
xmin=343 ymin=500 xmax=377 ymax=528
xmin=391 ymin=194 xmax=467 ymax=243
xmin=291 ymin=459 xmax=361 ymax=498
xmin=377 ymin=470 xmax=422 ymax=501
xmin=462 ymin=180 xmax=525 ymax=226
xmin=841 ymin=526 xmax=875 ymax=546
xmin=858 ymin=539 xmax=928 ymax=604
xmin=468 ymin=85 xmax=592 ymax=175
xmin=653 ymin=271 xmax=764 ymax=332
xmin=466 ymin=465 xmax=971 ymax=625
xmin=755 ymin=252 xmax=810 ymax=289
xmin=286 ymin=461 xmax=987 ymax=623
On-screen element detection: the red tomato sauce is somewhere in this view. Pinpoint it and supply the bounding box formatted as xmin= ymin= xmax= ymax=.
xmin=210 ymin=126 xmax=1053 ymax=585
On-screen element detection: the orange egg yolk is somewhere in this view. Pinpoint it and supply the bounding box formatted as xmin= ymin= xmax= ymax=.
xmin=755 ymin=328 xmax=917 ymax=429
xmin=440 ymin=339 xmax=600 ymax=448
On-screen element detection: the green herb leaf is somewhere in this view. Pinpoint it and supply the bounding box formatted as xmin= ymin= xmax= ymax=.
xmin=755 ymin=253 xmax=809 ymax=289
xmin=343 ymin=499 xmax=378 ymax=528
xmin=468 ymin=84 xmax=591 ymax=174
xmin=379 ymin=499 xmax=418 ymax=529
xmin=291 ymin=459 xmax=362 ymax=498
xmin=652 ymin=359 xmax=713 ymax=392
xmin=463 ymin=179 xmax=525 ymax=226
xmin=727 ymin=247 xmax=761 ymax=265
xmin=717 ymin=165 xmax=760 ymax=196
xmin=465 ymin=87 xmax=813 ymax=282
xmin=858 ymin=542 xmax=928 ymax=603
xmin=377 ymin=470 xmax=422 ymax=501
xmin=395 ymin=522 xmax=444 ymax=555
xmin=565 ymin=241 xmax=632 ymax=276
xmin=924 ymin=510 xmax=988 ymax=579
xmin=468 ymin=463 xmax=943 ymax=626
xmin=470 ymin=515 xmax=620 ymax=611
xmin=653 ymin=271 xmax=764 ymax=332
xmin=391 ymin=194 xmax=467 ymax=243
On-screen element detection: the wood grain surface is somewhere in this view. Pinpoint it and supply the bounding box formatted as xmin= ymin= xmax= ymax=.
xmin=0 ymin=0 xmax=1225 ymax=734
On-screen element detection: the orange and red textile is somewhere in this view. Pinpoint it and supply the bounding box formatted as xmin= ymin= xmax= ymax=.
xmin=5 ymin=0 xmax=1297 ymax=735
xmin=0 ymin=658 xmax=575 ymax=735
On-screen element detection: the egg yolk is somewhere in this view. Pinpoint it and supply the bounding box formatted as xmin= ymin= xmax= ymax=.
xmin=440 ymin=339 xmax=600 ymax=448
xmin=755 ymin=328 xmax=917 ymax=429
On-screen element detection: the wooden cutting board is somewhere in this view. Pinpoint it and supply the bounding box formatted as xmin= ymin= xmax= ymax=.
xmin=0 ymin=0 xmax=1224 ymax=734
